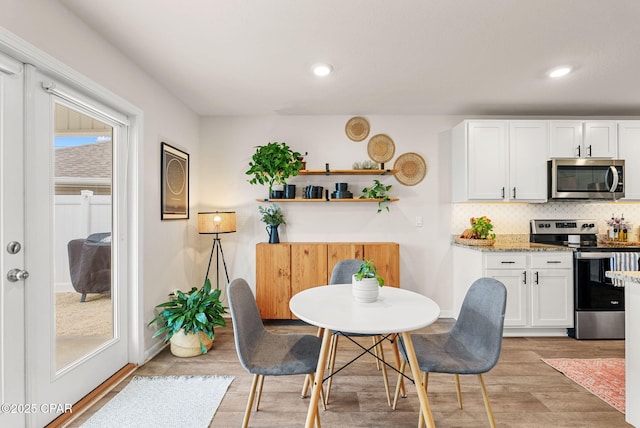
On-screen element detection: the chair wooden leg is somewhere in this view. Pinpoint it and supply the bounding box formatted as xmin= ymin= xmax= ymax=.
xmin=392 ymin=359 xmax=406 ymax=410
xmin=455 ymin=374 xmax=463 ymax=409
xmin=301 ymin=375 xmax=310 ymax=398
xmin=242 ymin=374 xmax=260 ymax=428
xmin=477 ymin=374 xmax=496 ymax=428
xmin=255 ymin=374 xmax=265 ymax=411
xmin=324 ymin=334 xmax=339 ymax=405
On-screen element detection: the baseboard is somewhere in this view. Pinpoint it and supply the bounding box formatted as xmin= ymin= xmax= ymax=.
xmin=144 ymin=340 xmax=169 ymax=364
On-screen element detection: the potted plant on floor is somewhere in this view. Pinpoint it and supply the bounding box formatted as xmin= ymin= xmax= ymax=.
xmin=259 ymin=203 xmax=286 ymax=244
xmin=352 ymin=259 xmax=384 ymax=303
xmin=246 ymin=141 xmax=303 ymax=199
xmin=148 ymin=279 xmax=227 ymax=357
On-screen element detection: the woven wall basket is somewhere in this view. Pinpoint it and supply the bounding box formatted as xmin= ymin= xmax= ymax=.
xmin=345 ymin=116 xmax=370 ymax=142
xmin=367 ymin=134 xmax=395 ymax=163
xmin=393 ymin=152 xmax=427 ymax=186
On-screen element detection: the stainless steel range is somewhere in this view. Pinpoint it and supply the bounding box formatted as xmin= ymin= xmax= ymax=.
xmin=530 ymin=219 xmax=639 ymax=339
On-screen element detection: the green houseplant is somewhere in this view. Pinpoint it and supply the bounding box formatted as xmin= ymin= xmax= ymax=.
xmin=246 ymin=141 xmax=303 ymax=198
xmin=354 ymin=259 xmax=385 ymax=287
xmin=148 ymin=278 xmax=227 ymax=357
xmin=258 ymin=203 xmax=286 ymax=244
xmin=352 ymin=259 xmax=384 ymax=303
xmin=360 ymin=179 xmax=392 ymax=213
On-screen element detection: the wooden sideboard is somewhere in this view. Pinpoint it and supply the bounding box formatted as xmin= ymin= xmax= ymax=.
xmin=256 ymin=242 xmax=400 ymax=319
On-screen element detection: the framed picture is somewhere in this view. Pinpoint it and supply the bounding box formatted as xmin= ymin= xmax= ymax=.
xmin=161 ymin=142 xmax=189 ymax=220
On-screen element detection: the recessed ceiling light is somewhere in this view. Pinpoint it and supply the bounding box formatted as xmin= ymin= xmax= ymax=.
xmin=312 ymin=63 xmax=333 ymax=77
xmin=548 ymin=66 xmax=572 ymax=78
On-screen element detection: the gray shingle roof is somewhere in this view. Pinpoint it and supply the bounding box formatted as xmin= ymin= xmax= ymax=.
xmin=55 ymin=141 xmax=112 ymax=179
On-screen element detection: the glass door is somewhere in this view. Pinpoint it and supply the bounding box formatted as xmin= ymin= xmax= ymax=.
xmin=25 ymin=68 xmax=129 ymax=427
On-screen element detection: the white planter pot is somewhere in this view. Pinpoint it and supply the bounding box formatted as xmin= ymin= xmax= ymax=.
xmin=352 ymin=275 xmax=380 ymax=303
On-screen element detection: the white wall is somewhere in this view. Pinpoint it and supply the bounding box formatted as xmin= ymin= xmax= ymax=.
xmin=0 ymin=1 xmax=200 ymax=359
xmin=199 ymin=115 xmax=461 ymax=314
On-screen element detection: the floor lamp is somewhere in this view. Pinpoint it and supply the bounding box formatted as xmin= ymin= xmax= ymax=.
xmin=198 ymin=211 xmax=236 ymax=289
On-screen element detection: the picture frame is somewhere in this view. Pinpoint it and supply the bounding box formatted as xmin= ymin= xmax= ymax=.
xmin=161 ymin=142 xmax=189 ymax=220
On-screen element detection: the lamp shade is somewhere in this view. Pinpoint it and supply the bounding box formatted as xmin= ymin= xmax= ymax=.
xmin=198 ymin=211 xmax=236 ymax=234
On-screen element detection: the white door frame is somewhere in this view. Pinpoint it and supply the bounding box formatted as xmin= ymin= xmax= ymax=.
xmin=0 ymin=20 xmax=144 ymax=408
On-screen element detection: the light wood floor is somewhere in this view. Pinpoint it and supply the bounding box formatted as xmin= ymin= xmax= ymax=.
xmin=65 ymin=319 xmax=630 ymax=428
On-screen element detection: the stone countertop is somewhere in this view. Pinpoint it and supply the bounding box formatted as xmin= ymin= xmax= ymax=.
xmin=605 ymin=271 xmax=640 ymax=284
xmin=451 ymin=234 xmax=574 ymax=252
xmin=452 ymin=241 xmax=573 ymax=252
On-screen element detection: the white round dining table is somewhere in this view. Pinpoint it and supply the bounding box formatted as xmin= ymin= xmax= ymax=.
xmin=290 ymin=284 xmax=441 ymax=428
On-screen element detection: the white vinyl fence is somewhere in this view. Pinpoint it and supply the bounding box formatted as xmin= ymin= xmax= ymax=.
xmin=55 ymin=190 xmax=112 ymax=292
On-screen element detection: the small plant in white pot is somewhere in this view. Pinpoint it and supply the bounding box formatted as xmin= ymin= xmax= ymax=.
xmin=352 ymin=259 xmax=384 ymax=303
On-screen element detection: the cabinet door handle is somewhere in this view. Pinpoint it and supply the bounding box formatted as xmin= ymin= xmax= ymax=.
xmin=546 ymin=260 xmax=562 ymax=264
xmin=501 ymin=261 xmax=516 ymax=264
xmin=522 ymin=271 xmax=527 ymax=284
xmin=512 ymin=187 xmax=516 ymax=199
xmin=577 ymin=145 xmax=581 ymax=157
xmin=501 ymin=187 xmax=505 ymax=199
xmin=587 ymin=144 xmax=592 ymax=157
xmin=534 ymin=271 xmax=539 ymax=284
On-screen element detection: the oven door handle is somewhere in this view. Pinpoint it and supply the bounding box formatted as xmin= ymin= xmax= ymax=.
xmin=575 ymin=252 xmax=615 ymax=260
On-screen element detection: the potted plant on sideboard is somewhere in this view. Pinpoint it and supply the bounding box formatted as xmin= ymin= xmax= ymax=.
xmin=352 ymin=259 xmax=385 ymax=303
xmin=259 ymin=203 xmax=286 ymax=244
xmin=148 ymin=279 xmax=227 ymax=357
xmin=246 ymin=141 xmax=303 ymax=199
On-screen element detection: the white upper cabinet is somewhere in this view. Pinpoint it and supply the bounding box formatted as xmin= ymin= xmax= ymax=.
xmin=549 ymin=120 xmax=617 ymax=158
xmin=466 ymin=121 xmax=508 ymax=200
xmin=618 ymin=121 xmax=640 ymax=200
xmin=452 ymin=120 xmax=547 ymax=202
xmin=509 ymin=121 xmax=548 ymax=201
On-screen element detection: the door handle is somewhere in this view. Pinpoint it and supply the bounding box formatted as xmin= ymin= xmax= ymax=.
xmin=523 ymin=271 xmax=526 ymax=284
xmin=587 ymin=145 xmax=592 ymax=157
xmin=534 ymin=271 xmax=539 ymax=284
xmin=7 ymin=268 xmax=29 ymax=282
xmin=512 ymin=187 xmax=516 ymax=199
xmin=577 ymin=145 xmax=581 ymax=157
xmin=501 ymin=187 xmax=505 ymax=199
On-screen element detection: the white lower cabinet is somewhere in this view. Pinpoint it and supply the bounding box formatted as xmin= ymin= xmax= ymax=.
xmin=453 ymin=247 xmax=573 ymax=336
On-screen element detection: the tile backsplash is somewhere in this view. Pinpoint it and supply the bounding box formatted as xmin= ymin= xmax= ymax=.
xmin=452 ymin=202 xmax=640 ymax=240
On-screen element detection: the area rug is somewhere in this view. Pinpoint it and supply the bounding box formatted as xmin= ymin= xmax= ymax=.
xmin=542 ymin=358 xmax=625 ymax=413
xmin=56 ymin=292 xmax=111 ymax=336
xmin=80 ymin=375 xmax=234 ymax=428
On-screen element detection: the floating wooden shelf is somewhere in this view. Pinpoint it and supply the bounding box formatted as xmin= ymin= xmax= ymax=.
xmin=298 ymin=169 xmax=397 ymax=176
xmin=256 ymin=198 xmax=399 ymax=203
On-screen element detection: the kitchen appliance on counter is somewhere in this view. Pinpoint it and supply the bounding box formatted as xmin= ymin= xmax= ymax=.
xmin=530 ymin=219 xmax=639 ymax=339
xmin=548 ymin=159 xmax=624 ymax=200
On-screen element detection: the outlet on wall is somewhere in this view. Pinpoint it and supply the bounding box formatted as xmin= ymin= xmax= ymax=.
xmin=416 ymin=216 xmax=423 ymax=227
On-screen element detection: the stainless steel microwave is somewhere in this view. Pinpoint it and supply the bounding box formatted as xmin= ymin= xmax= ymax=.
xmin=548 ymin=158 xmax=624 ymax=200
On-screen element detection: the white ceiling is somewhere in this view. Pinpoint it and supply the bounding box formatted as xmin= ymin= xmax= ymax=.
xmin=59 ymin=0 xmax=640 ymax=116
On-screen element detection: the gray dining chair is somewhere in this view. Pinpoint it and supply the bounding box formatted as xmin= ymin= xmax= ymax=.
xmin=227 ymin=278 xmax=324 ymax=428
xmin=323 ymin=259 xmax=393 ymax=406
xmin=393 ymin=277 xmax=507 ymax=428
